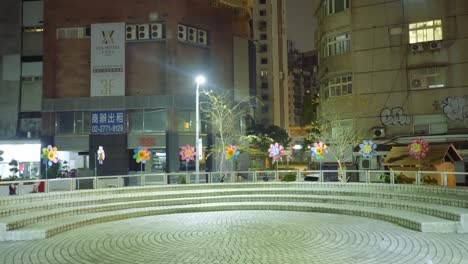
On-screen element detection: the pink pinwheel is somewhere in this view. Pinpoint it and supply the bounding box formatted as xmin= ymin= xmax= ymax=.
xmin=408 ymin=138 xmax=429 ymax=159
xmin=180 ymin=145 xmax=196 ymax=163
xmin=268 ymin=143 xmax=284 ymax=162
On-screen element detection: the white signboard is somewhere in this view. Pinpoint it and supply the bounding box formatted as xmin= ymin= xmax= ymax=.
xmin=91 ymin=23 xmax=125 ymax=97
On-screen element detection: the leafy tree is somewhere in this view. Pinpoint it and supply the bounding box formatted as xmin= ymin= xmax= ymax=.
xmin=246 ymin=124 xmax=291 ymax=150
xmin=9 ymin=159 xmax=19 ymax=180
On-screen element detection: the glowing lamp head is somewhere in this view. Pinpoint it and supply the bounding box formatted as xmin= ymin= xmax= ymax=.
xmin=195 ymin=75 xmax=206 ymax=85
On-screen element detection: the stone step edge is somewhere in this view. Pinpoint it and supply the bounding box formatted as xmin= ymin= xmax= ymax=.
xmin=1 ymin=202 xmax=460 ymax=241
xmin=3 ymin=194 xmax=468 ymax=231
xmin=2 ymin=187 xmax=467 ymax=219
xmin=1 ymin=182 xmax=467 ymax=206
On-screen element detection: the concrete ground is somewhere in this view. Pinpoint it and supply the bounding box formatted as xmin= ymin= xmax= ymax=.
xmin=0 ymin=211 xmax=467 ymax=264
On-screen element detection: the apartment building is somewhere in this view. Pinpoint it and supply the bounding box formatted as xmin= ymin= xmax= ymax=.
xmin=252 ymin=0 xmax=289 ymax=127
xmin=314 ymin=0 xmax=468 ymax=179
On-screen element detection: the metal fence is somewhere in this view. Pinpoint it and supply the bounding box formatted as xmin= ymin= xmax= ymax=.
xmin=0 ymin=169 xmax=467 ymax=196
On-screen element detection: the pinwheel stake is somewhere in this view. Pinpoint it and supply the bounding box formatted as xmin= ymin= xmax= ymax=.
xmin=408 ymin=138 xmax=429 ymax=184
xmin=225 ymin=145 xmax=240 ymax=182
xmin=359 ymin=140 xmax=377 ymax=169
xmin=41 ymin=145 xmax=59 ymax=192
xmin=311 ymin=142 xmax=328 ymax=181
xmin=133 ymin=146 xmax=151 ymax=174
xmin=268 ymin=143 xmax=284 ymax=181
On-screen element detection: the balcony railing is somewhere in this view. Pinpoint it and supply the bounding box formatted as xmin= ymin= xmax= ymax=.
xmin=209 ymin=0 xmax=252 ymax=16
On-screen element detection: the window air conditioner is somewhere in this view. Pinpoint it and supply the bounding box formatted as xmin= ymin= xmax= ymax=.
xmin=177 ymin=24 xmax=187 ymax=41
xmin=187 ymin=27 xmax=197 ymax=43
xmin=137 ymin=24 xmax=150 ymax=40
xmin=197 ymin=29 xmax=207 ymax=46
xmin=372 ymin=127 xmax=385 ymax=138
xmin=410 ymin=43 xmax=424 ymax=52
xmin=410 ymin=76 xmax=427 ymax=89
xmin=150 ymin=23 xmax=163 ymax=39
xmin=429 ymin=41 xmax=442 ymax=50
xmin=125 ymin=25 xmax=137 ymax=41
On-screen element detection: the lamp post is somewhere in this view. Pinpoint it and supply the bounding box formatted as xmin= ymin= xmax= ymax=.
xmin=195 ymin=75 xmax=206 ymax=181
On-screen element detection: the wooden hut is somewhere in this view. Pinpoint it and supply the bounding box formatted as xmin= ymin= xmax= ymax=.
xmin=382 ymin=144 xmax=463 ymax=187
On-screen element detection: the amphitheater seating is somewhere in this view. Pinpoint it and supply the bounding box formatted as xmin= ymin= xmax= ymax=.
xmin=0 ymin=182 xmax=467 ymax=241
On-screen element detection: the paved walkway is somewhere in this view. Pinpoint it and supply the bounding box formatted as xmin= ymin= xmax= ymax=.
xmin=0 ymin=211 xmax=467 ymax=264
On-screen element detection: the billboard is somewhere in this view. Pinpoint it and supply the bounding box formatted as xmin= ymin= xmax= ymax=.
xmin=90 ymin=22 xmax=125 ymax=97
xmin=90 ymin=111 xmax=126 ymax=134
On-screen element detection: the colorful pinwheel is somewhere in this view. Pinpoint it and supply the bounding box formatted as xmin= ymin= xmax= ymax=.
xmin=311 ymin=142 xmax=328 ymax=160
xmin=41 ymin=145 xmax=59 ymax=166
xmin=408 ymin=138 xmax=429 ymax=159
xmin=224 ymin=145 xmax=240 ymax=160
xmin=180 ymin=145 xmax=196 ymax=163
xmin=359 ymin=140 xmax=377 ymax=159
xmin=97 ymin=146 xmax=105 ymax=165
xmin=133 ymin=146 xmax=151 ymax=164
xmin=268 ymin=143 xmax=284 ymax=162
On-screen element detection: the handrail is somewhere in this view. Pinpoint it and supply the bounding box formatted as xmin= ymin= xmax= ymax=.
xmin=0 ymin=169 xmax=466 ymax=196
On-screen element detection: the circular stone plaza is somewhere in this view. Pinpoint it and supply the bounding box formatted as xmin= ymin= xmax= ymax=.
xmin=0 ymin=182 xmax=467 ymax=264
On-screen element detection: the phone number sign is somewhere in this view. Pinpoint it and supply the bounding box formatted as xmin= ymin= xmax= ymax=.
xmin=90 ymin=111 xmax=126 ymax=134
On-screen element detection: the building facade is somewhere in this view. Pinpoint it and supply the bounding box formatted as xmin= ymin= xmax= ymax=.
xmin=287 ymin=43 xmax=318 ymax=127
xmin=314 ymin=0 xmax=468 ymax=180
xmin=252 ymin=0 xmax=289 ymax=127
xmin=0 ymin=0 xmax=43 ymax=178
xmin=42 ymin=0 xmax=252 ymax=175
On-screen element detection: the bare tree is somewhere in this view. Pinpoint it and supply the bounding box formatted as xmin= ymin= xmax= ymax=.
xmin=200 ymin=89 xmax=254 ymax=176
xmin=309 ymin=116 xmax=363 ymax=182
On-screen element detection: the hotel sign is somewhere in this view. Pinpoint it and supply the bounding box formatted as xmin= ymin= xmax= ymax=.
xmin=90 ymin=22 xmax=125 ymax=97
xmin=90 ymin=111 xmax=126 ymax=134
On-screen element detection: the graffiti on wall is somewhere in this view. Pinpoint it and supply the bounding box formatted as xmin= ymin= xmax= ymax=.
xmin=380 ymin=107 xmax=411 ymax=126
xmin=440 ymin=96 xmax=468 ymax=121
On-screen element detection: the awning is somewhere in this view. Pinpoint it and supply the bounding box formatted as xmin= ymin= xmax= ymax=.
xmin=382 ymin=144 xmax=462 ymax=167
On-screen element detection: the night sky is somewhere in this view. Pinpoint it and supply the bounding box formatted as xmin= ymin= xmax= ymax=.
xmin=287 ymin=0 xmax=316 ymax=51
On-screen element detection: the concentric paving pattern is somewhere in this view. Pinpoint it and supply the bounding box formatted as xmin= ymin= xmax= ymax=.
xmin=0 ymin=211 xmax=468 ymax=264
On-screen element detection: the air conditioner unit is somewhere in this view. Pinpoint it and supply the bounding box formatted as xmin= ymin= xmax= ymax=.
xmin=150 ymin=23 xmax=163 ymax=39
xmin=372 ymin=127 xmax=386 ymax=138
xmin=177 ymin=24 xmax=187 ymax=41
xmin=125 ymin=25 xmax=137 ymax=41
xmin=410 ymin=43 xmax=424 ymax=52
xmin=429 ymin=41 xmax=442 ymax=50
xmin=197 ymin=29 xmax=207 ymax=46
xmin=410 ymin=76 xmax=427 ymax=89
xmin=187 ymin=27 xmax=197 ymax=43
xmin=137 ymin=24 xmax=150 ymax=40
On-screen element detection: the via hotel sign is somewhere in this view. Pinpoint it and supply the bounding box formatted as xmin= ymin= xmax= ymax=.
xmin=91 ymin=22 xmax=125 ymax=97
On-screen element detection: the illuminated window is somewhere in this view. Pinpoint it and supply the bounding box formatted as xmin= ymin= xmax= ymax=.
xmin=409 ymin=19 xmax=442 ymax=44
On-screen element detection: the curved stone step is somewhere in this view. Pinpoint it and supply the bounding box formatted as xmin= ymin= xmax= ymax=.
xmin=1 ymin=182 xmax=467 ymax=206
xmin=1 ymin=201 xmax=457 ymax=241
xmin=1 ymin=187 xmax=468 ymax=219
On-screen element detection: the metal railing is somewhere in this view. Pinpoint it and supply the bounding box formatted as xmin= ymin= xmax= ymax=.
xmin=0 ymin=169 xmax=466 ymax=196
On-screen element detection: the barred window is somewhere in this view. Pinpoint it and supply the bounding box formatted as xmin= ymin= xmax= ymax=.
xmin=409 ymin=19 xmax=442 ymax=44
xmin=322 ymin=73 xmax=352 ymax=99
xmin=321 ymin=33 xmax=350 ymax=58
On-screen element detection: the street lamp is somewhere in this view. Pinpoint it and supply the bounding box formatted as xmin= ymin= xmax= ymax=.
xmin=195 ymin=75 xmax=205 ymax=179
